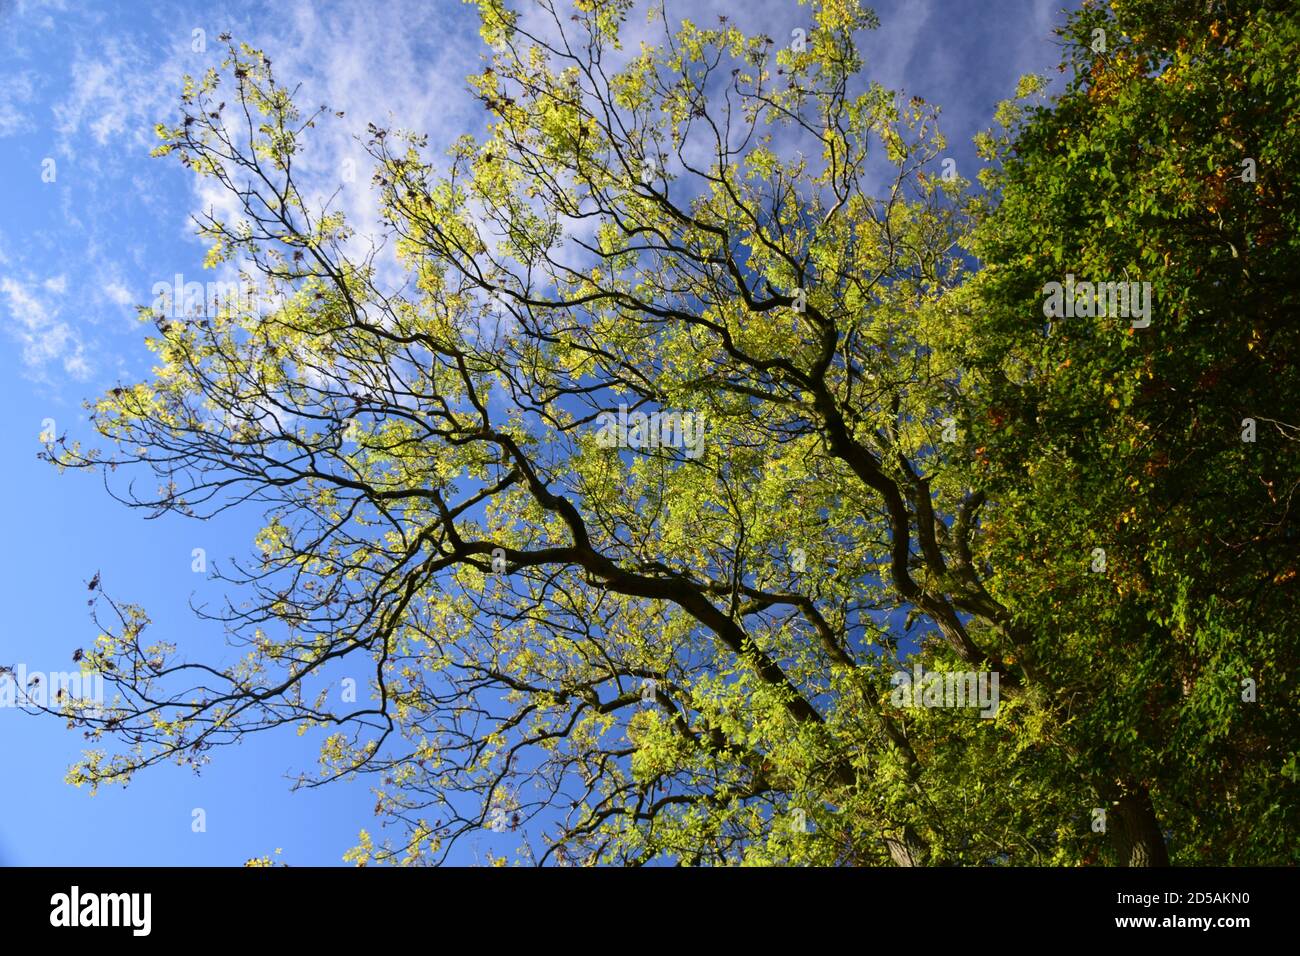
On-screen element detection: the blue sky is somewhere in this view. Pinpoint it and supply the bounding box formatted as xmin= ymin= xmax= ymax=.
xmin=0 ymin=0 xmax=1072 ymax=866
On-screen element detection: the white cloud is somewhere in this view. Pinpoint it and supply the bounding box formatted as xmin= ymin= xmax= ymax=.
xmin=0 ymin=275 xmax=90 ymax=379
xmin=193 ymin=0 xmax=483 ymax=285
xmin=17 ymin=0 xmax=69 ymax=14
xmin=104 ymin=280 xmax=134 ymax=306
xmin=63 ymin=350 xmax=89 ymax=377
xmin=52 ymin=36 xmax=182 ymax=150
xmin=0 ymin=70 xmax=35 ymax=137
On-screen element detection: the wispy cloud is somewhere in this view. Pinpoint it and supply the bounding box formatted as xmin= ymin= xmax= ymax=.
xmin=52 ymin=34 xmax=184 ymax=152
xmin=104 ymin=280 xmax=134 ymax=307
xmin=238 ymin=1 xmax=482 ymax=257
xmin=0 ymin=274 xmax=90 ymax=379
xmin=0 ymin=69 xmax=36 ymax=136
xmin=0 ymin=0 xmax=1076 ymax=397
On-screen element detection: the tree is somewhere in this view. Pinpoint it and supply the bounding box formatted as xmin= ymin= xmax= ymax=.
xmin=38 ymin=0 xmax=1297 ymax=865
xmin=960 ymin=0 xmax=1300 ymax=864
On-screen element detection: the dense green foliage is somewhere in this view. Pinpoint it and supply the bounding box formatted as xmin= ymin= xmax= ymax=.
xmin=962 ymin=0 xmax=1300 ymax=863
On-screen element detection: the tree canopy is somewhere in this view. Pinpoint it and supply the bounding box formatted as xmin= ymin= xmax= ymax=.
xmin=40 ymin=0 xmax=1299 ymax=865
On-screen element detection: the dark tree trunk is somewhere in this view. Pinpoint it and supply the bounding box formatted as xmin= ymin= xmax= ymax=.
xmin=884 ymin=826 xmax=928 ymax=866
xmin=1111 ymin=788 xmax=1169 ymax=866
